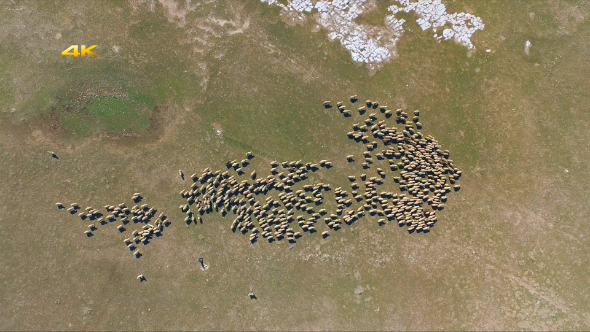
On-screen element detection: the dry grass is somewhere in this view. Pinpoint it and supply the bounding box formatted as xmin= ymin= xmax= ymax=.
xmin=1 ymin=0 xmax=590 ymax=330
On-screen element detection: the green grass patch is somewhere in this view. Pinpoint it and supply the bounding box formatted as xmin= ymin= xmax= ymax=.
xmin=55 ymin=92 xmax=155 ymax=136
xmin=87 ymin=94 xmax=155 ymax=133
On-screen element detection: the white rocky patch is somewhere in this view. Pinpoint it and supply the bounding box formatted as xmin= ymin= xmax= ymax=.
xmin=389 ymin=0 xmax=485 ymax=50
xmin=260 ymin=0 xmax=485 ymax=67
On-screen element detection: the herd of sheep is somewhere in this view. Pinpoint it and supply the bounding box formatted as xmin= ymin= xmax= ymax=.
xmin=57 ymin=194 xmax=169 ymax=258
xmin=57 ymin=96 xmax=461 ymax=255
xmin=176 ymin=96 xmax=461 ymax=242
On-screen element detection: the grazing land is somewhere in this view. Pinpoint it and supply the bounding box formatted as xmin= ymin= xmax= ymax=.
xmin=1 ymin=0 xmax=590 ymax=330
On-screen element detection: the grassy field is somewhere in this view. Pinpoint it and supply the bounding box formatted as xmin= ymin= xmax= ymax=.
xmin=1 ymin=0 xmax=590 ymax=330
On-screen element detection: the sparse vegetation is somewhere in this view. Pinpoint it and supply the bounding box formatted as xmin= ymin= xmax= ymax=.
xmin=1 ymin=0 xmax=590 ymax=331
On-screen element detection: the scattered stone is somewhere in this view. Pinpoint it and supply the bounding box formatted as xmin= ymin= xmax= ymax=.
xmin=525 ymin=40 xmax=532 ymax=56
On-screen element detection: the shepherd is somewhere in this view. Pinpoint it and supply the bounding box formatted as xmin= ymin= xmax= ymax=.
xmin=197 ymin=257 xmax=208 ymax=271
